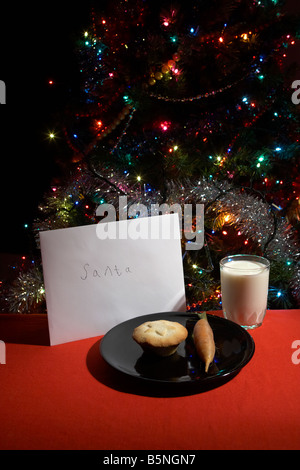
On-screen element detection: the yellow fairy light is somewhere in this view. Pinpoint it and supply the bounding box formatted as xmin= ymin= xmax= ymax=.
xmin=137 ymin=176 xmax=141 ymax=181
xmin=221 ymin=212 xmax=235 ymax=227
xmin=49 ymin=132 xmax=55 ymax=139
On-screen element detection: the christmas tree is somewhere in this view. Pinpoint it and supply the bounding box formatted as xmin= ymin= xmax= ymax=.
xmin=5 ymin=0 xmax=300 ymax=313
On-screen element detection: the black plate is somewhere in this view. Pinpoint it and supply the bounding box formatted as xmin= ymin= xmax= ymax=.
xmin=100 ymin=312 xmax=255 ymax=385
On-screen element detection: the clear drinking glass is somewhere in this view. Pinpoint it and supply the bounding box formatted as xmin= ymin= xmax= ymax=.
xmin=220 ymin=254 xmax=270 ymax=329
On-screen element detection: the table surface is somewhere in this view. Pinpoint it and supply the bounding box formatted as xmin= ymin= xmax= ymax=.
xmin=0 ymin=310 xmax=299 ymax=450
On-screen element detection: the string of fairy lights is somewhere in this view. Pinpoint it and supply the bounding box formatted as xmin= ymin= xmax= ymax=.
xmin=2 ymin=0 xmax=300 ymax=312
xmin=46 ymin=1 xmax=298 ymax=188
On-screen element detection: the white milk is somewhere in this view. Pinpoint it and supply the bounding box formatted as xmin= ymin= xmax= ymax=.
xmin=220 ymin=258 xmax=269 ymax=328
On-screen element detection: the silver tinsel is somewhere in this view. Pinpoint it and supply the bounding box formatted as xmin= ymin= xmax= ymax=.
xmin=291 ymin=264 xmax=300 ymax=304
xmin=166 ymin=178 xmax=299 ymax=259
xmin=6 ymin=172 xmax=300 ymax=311
xmin=6 ymin=267 xmax=45 ymax=313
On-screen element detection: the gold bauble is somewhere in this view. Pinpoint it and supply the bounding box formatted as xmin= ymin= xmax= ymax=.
xmin=154 ymin=71 xmax=163 ymax=80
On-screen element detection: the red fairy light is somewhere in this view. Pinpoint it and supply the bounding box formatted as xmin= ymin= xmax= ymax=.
xmin=160 ymin=121 xmax=170 ymax=131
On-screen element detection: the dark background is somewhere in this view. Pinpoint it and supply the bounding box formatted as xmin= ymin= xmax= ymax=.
xmin=0 ymin=0 xmax=299 ymax=255
xmin=0 ymin=1 xmax=95 ymax=254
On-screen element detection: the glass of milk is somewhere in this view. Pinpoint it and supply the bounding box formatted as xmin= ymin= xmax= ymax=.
xmin=220 ymin=254 xmax=270 ymax=329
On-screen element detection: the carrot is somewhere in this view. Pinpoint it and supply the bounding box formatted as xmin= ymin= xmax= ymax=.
xmin=193 ymin=312 xmax=215 ymax=373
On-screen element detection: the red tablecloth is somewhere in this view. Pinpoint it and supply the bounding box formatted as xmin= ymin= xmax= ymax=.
xmin=0 ymin=310 xmax=299 ymax=450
